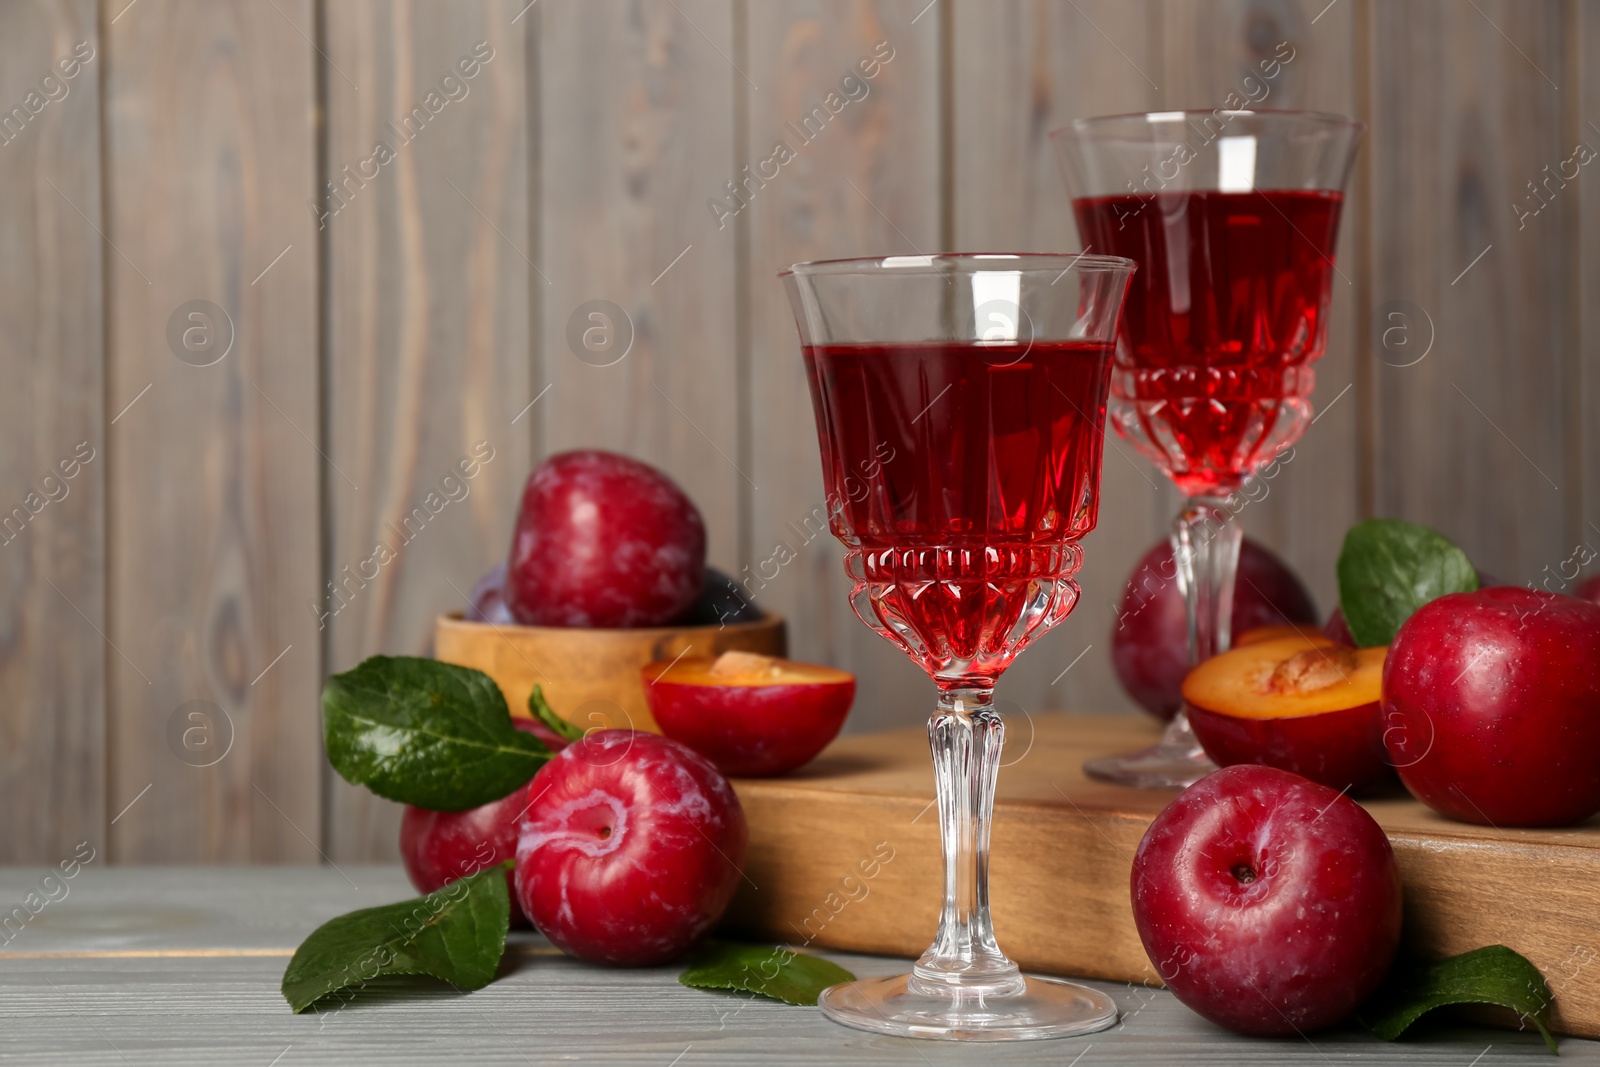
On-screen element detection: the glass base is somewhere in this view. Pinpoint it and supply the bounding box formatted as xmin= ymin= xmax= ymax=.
xmin=818 ymin=972 xmax=1118 ymax=1041
xmin=1083 ymin=710 xmax=1216 ymax=789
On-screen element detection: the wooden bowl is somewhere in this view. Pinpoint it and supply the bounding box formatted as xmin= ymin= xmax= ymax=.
xmin=434 ymin=611 xmax=788 ymax=733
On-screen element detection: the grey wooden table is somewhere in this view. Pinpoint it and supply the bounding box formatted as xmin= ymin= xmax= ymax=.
xmin=0 ymin=867 xmax=1585 ymax=1065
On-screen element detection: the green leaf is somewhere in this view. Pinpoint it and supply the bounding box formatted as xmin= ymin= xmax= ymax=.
xmin=282 ymin=864 xmax=512 ymax=1013
xmin=323 ymin=656 xmax=549 ymax=810
xmin=1360 ymin=945 xmax=1557 ymax=1053
xmin=528 ymin=685 xmax=584 ymax=743
xmin=1336 ymin=519 xmax=1479 ymax=647
xmin=678 ymin=941 xmax=855 ymax=1006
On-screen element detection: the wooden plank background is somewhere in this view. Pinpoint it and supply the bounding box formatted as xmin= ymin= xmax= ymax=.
xmin=102 ymin=0 xmax=323 ymax=863
xmin=0 ymin=0 xmax=104 ymax=864
xmin=320 ymin=0 xmax=534 ymax=866
xmin=0 ymin=0 xmax=1592 ymax=864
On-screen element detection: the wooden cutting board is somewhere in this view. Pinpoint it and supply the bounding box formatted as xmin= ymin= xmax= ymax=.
xmin=724 ymin=713 xmax=1600 ymax=1038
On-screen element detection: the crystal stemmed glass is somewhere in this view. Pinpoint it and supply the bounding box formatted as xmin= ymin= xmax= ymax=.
xmin=1052 ymin=110 xmax=1363 ymax=788
xmin=781 ymin=253 xmax=1136 ymax=1040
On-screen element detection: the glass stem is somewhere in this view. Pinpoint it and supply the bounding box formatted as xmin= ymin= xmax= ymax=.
xmin=1129 ymin=496 xmax=1242 ymax=760
xmin=910 ymin=689 xmax=1027 ymax=997
xmin=1172 ymin=495 xmax=1244 ymax=664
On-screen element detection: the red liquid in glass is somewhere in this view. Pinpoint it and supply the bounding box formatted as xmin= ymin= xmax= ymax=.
xmin=803 ymin=339 xmax=1113 ymax=687
xmin=1073 ymin=189 xmax=1343 ymax=497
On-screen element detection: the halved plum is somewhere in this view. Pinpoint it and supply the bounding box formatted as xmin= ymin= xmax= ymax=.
xmin=1183 ymin=635 xmax=1392 ymax=791
xmin=1234 ymin=624 xmax=1314 ymax=647
xmin=641 ymin=651 xmax=855 ymax=777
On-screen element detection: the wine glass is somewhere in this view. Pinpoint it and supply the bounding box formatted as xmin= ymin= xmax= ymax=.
xmin=781 ymin=253 xmax=1136 ymax=1040
xmin=1052 ymin=110 xmax=1362 ymax=788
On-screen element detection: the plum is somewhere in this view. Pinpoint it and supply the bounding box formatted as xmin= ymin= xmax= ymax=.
xmin=514 ymin=730 xmax=746 ymax=966
xmin=643 ymin=651 xmax=854 ymax=776
xmin=1184 ymin=634 xmax=1391 ymax=791
xmin=1383 ymin=586 xmax=1600 ymax=826
xmin=506 ymin=451 xmax=706 ymax=629
xmin=1131 ymin=765 xmax=1402 ymax=1036
xmin=398 ymin=720 xmax=551 ymax=926
xmin=1112 ymin=537 xmax=1318 ymax=720
xmin=464 ymin=561 xmax=515 ymax=625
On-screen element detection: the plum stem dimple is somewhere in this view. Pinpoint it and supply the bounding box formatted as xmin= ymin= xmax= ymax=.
xmin=519 ymin=790 xmax=628 ymax=858
xmin=1231 ymin=862 xmax=1257 ymax=884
